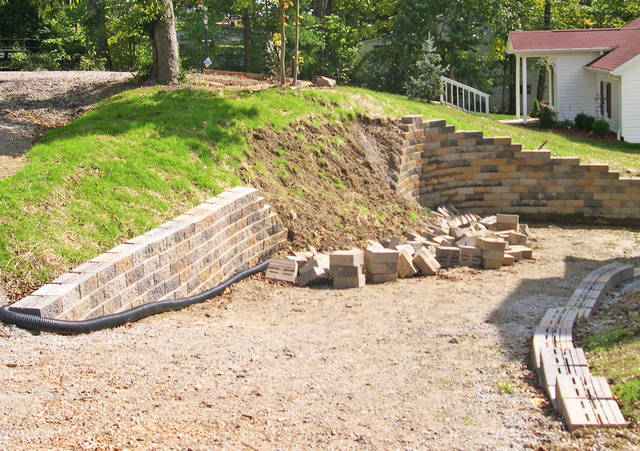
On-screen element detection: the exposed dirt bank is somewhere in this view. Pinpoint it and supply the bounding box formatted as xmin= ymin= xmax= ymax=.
xmin=1 ymin=226 xmax=640 ymax=449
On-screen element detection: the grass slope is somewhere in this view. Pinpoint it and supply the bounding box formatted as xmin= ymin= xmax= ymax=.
xmin=1 ymin=83 xmax=639 ymax=297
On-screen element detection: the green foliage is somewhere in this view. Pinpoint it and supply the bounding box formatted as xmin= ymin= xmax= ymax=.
xmin=557 ymin=119 xmax=573 ymax=130
xmin=583 ymin=114 xmax=596 ymax=132
xmin=539 ymin=105 xmax=554 ymax=128
xmin=575 ymin=113 xmax=588 ymax=130
xmin=404 ymin=36 xmax=448 ymax=102
xmin=592 ymin=119 xmax=610 ymax=138
xmin=497 ymin=380 xmax=517 ymax=394
xmin=530 ymin=99 xmax=540 ymax=118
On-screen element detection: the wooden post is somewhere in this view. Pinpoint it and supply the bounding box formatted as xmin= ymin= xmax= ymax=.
xmin=292 ymin=0 xmax=299 ymax=86
xmin=522 ymin=56 xmax=528 ymax=124
xmin=547 ymin=65 xmax=553 ymax=109
xmin=515 ymin=55 xmax=521 ymax=118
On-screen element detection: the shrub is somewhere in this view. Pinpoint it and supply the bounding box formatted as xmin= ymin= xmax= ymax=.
xmin=539 ymin=106 xmax=554 ymax=128
xmin=583 ymin=115 xmax=596 ymax=132
xmin=531 ymin=99 xmax=540 ymax=118
xmin=557 ymin=119 xmax=573 ymax=130
xmin=592 ymin=119 xmax=610 ymax=138
xmin=404 ymin=35 xmax=448 ymax=102
xmin=575 ymin=113 xmax=588 ymax=130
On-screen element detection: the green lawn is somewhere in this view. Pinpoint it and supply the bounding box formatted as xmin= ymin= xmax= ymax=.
xmin=1 ymin=83 xmax=640 ymax=294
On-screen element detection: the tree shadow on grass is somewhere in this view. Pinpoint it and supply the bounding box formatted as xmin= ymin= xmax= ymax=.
xmin=38 ymin=88 xmax=260 ymax=159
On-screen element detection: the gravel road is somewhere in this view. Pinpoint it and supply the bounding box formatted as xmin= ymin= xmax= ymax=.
xmin=1 ymin=225 xmax=640 ymax=449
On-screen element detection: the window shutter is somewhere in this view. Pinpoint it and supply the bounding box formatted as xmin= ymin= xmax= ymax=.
xmin=606 ymin=83 xmax=612 ymax=119
xmin=600 ymin=81 xmax=604 ymax=116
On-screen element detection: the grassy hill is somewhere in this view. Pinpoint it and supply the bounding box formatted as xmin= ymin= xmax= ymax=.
xmin=1 ymin=83 xmax=640 ymax=299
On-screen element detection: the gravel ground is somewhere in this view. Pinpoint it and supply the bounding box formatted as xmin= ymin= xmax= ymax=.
xmin=2 ymin=225 xmax=640 ymax=449
xmin=0 ymin=71 xmax=132 ymax=178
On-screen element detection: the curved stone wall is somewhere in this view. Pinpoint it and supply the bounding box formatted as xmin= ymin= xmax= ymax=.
xmin=10 ymin=186 xmax=286 ymax=320
xmin=397 ymin=115 xmax=640 ymax=223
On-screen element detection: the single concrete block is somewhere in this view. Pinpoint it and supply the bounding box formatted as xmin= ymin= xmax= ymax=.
xmin=333 ymin=273 xmax=366 ymax=289
xmin=330 ymin=265 xmax=363 ymax=279
xmin=413 ymin=248 xmax=440 ymax=276
xmin=297 ymin=265 xmax=330 ymax=287
xmin=366 ymin=272 xmax=397 ymax=284
xmin=397 ymin=250 xmax=418 ymax=279
xmin=265 ymin=258 xmax=298 ymax=283
xmin=330 ymin=249 xmax=364 ymax=267
xmin=365 ymin=248 xmax=399 ymax=265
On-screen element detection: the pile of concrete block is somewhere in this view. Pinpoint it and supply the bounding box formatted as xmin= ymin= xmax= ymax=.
xmin=330 ymin=249 xmax=365 ymax=289
xmin=364 ymin=247 xmax=399 ymax=284
xmin=265 ymin=205 xmax=536 ymax=289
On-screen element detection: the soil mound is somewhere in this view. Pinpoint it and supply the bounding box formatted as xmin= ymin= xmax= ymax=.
xmin=241 ymin=115 xmax=432 ymax=252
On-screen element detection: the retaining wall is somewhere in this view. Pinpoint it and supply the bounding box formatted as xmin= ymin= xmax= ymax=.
xmin=10 ymin=186 xmax=286 ymax=320
xmin=397 ymin=115 xmax=640 ymax=223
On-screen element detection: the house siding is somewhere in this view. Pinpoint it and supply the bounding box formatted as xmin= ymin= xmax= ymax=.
xmin=552 ymin=52 xmax=601 ymax=121
xmin=621 ymin=59 xmax=640 ymax=143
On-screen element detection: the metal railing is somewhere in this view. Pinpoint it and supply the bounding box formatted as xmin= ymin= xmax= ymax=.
xmin=440 ymin=76 xmax=490 ymax=118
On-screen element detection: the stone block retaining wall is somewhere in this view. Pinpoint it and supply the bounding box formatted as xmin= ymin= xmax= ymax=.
xmin=397 ymin=115 xmax=640 ymax=222
xmin=10 ymin=187 xmax=286 ymax=320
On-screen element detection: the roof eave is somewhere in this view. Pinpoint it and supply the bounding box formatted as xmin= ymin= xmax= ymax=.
xmin=509 ymin=47 xmax=614 ymax=55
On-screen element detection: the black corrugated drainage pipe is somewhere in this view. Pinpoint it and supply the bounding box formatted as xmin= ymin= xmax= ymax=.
xmin=0 ymin=260 xmax=270 ymax=335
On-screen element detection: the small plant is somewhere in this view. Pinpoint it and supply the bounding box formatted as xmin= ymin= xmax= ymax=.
xmin=583 ymin=114 xmax=596 ymax=132
xmin=557 ymin=119 xmax=573 ymax=130
xmin=575 ymin=113 xmax=588 ymax=130
xmin=497 ymin=380 xmax=517 ymax=394
xmin=530 ymin=99 xmax=540 ymax=118
xmin=539 ymin=106 xmax=554 ymax=128
xmin=592 ymin=119 xmax=610 ymax=138
xmin=404 ymin=35 xmax=449 ymax=102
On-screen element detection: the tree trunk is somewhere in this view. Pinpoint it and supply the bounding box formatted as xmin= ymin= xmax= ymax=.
xmin=292 ymin=0 xmax=299 ymax=85
xmin=536 ymin=0 xmax=552 ymax=101
xmin=242 ymin=6 xmax=252 ymax=72
xmin=86 ymin=0 xmax=112 ymax=69
xmin=280 ymin=4 xmax=286 ymax=85
xmin=312 ymin=0 xmax=329 ymax=17
xmin=150 ymin=0 xmax=180 ymax=84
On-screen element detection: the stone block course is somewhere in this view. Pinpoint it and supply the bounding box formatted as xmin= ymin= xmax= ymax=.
xmin=9 ymin=187 xmax=285 ymax=320
xmin=397 ymin=115 xmax=640 ymax=223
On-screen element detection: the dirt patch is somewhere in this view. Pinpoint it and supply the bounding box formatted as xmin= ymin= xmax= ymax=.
xmin=552 ymin=126 xmax=618 ymax=143
xmin=0 ymin=71 xmax=133 ymax=178
xmin=1 ymin=226 xmax=639 ymax=449
xmin=241 ymin=115 xmax=431 ymax=253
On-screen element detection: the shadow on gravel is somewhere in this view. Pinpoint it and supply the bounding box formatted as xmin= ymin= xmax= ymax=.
xmin=486 ymin=252 xmax=640 ymax=369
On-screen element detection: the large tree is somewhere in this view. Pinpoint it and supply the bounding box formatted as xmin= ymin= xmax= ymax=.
xmin=149 ymin=0 xmax=180 ymax=83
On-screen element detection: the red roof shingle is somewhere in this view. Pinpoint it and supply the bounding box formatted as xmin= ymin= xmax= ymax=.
xmin=508 ymin=17 xmax=640 ymax=72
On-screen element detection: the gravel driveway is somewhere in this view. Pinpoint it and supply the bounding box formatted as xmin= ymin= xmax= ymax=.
xmin=0 ymin=71 xmax=132 ymax=179
xmin=1 ymin=225 xmax=639 ymax=449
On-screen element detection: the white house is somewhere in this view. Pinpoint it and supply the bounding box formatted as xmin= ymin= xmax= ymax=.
xmin=506 ymin=17 xmax=640 ymax=143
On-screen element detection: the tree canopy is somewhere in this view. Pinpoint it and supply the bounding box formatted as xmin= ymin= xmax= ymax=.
xmin=0 ymin=0 xmax=636 ymax=96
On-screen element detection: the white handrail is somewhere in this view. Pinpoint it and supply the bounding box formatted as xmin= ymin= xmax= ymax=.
xmin=440 ymin=76 xmax=490 ymax=118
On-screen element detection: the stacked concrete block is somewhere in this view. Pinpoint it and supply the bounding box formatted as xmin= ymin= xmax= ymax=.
xmin=330 ymin=249 xmax=365 ymax=289
xmin=434 ymin=246 xmax=460 ymax=268
xmin=459 ymin=245 xmax=482 ymax=268
xmin=413 ymin=248 xmax=440 ymax=275
xmin=495 ymin=214 xmax=519 ymax=231
xmin=478 ymin=237 xmax=506 ymax=270
xmin=10 ymin=186 xmax=286 ymax=320
xmin=396 ymin=114 xmax=640 ymax=224
xmin=529 ymin=263 xmax=634 ymax=431
xmin=297 ymin=253 xmax=330 ymax=287
xmin=364 ymin=248 xmax=399 ymax=284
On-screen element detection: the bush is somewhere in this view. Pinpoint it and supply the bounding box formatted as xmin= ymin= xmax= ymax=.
xmin=539 ymin=106 xmax=554 ymax=128
xmin=531 ymin=99 xmax=540 ymax=118
xmin=592 ymin=119 xmax=610 ymax=138
xmin=583 ymin=115 xmax=596 ymax=132
xmin=575 ymin=113 xmax=588 ymax=130
xmin=557 ymin=119 xmax=573 ymax=130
